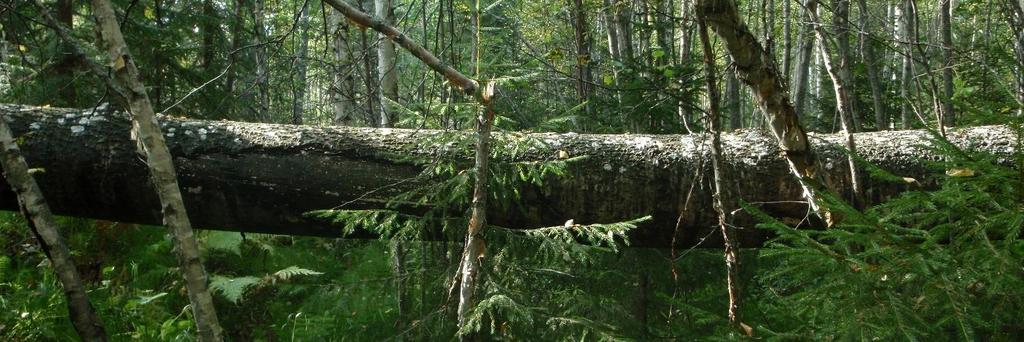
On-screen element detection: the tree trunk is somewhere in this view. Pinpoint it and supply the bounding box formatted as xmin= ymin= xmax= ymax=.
xmin=0 ymin=104 xmax=1013 ymax=248
xmin=677 ymin=0 xmax=695 ymax=131
xmin=725 ymin=56 xmax=742 ymax=129
xmin=697 ymin=0 xmax=834 ymax=223
xmin=858 ymin=0 xmax=887 ymax=130
xmin=792 ymin=0 xmax=816 ymax=118
xmin=899 ymin=0 xmax=915 ymax=129
xmin=832 ymin=0 xmax=859 ymax=131
xmin=0 ymin=114 xmax=107 ymax=341
xmin=696 ymin=12 xmax=741 ymax=325
xmin=376 ymin=0 xmax=399 ymax=127
xmin=604 ymin=0 xmax=622 ymax=62
xmin=1005 ymin=0 xmax=1024 ymax=116
xmin=810 ymin=0 xmax=863 ymax=206
xmin=457 ymin=83 xmax=496 ymax=332
xmin=226 ymin=0 xmax=247 ymax=117
xmin=940 ymin=0 xmax=955 ymax=126
xmin=390 ymin=240 xmax=407 ymax=333
xmin=292 ymin=1 xmax=310 ymax=125
xmin=1007 ymin=0 xmax=1024 ymax=115
xmin=54 ymin=0 xmax=76 ymax=107
xmin=614 ymin=0 xmax=635 ymax=66
xmin=571 ymin=0 xmax=594 ymax=116
xmin=201 ymin=0 xmax=216 ymax=71
xmin=254 ymin=0 xmax=270 ymax=122
xmin=324 ymin=0 xmax=478 ymax=96
xmin=88 ymin=0 xmax=224 ymax=339
xmin=329 ymin=11 xmax=357 ymax=125
xmin=782 ymin=0 xmax=792 ymax=77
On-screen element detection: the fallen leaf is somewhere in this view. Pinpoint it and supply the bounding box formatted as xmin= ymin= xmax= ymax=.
xmin=945 ymin=168 xmax=975 ymax=177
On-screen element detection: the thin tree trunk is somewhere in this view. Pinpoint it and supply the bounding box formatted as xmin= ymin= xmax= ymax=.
xmin=697 ymin=0 xmax=834 ymax=224
xmin=783 ymin=0 xmax=792 ymax=77
xmin=88 ymin=0 xmax=224 ymax=339
xmin=1006 ymin=0 xmax=1024 ymax=115
xmin=725 ymin=56 xmax=742 ymax=129
xmin=201 ymin=0 xmax=216 ymax=70
xmin=360 ymin=15 xmax=379 ymax=125
xmin=940 ymin=0 xmax=955 ymax=126
xmin=604 ymin=0 xmax=622 ymax=61
xmin=390 ymin=240 xmax=407 ymax=334
xmin=329 ymin=11 xmax=356 ymax=125
xmin=54 ymin=0 xmax=76 ymax=106
xmin=696 ymin=12 xmax=741 ymax=326
xmin=678 ymin=0 xmax=695 ymax=130
xmin=325 ymin=0 xmax=479 ymax=96
xmin=810 ymin=0 xmax=863 ymax=206
xmin=858 ymin=0 xmax=886 ymax=130
xmin=456 ymin=83 xmax=497 ymax=332
xmin=614 ymin=0 xmax=635 ymax=65
xmin=0 ymin=115 xmax=106 ymax=341
xmin=226 ymin=0 xmax=247 ymax=117
xmin=832 ymin=0 xmax=859 ymax=131
xmin=376 ymin=0 xmax=398 ymax=127
xmin=792 ymin=0 xmax=816 ymax=117
xmin=292 ymin=1 xmax=310 ymax=125
xmin=899 ymin=0 xmax=915 ymax=129
xmin=254 ymin=0 xmax=270 ymax=122
xmin=571 ymin=0 xmax=594 ymax=117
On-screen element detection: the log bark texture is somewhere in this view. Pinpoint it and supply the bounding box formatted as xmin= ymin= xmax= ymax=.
xmin=0 ymin=104 xmax=1016 ymax=248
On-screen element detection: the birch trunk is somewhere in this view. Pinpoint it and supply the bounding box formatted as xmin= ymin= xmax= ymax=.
xmin=456 ymin=83 xmax=496 ymax=333
xmin=376 ymin=0 xmax=399 ymax=127
xmin=810 ymin=0 xmax=863 ymax=205
xmin=329 ymin=11 xmax=357 ymax=125
xmin=89 ymin=0 xmax=224 ymax=339
xmin=0 ymin=115 xmax=107 ymax=341
xmin=697 ymin=0 xmax=833 ymax=223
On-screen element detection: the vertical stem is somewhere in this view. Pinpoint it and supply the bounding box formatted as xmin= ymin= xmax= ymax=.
xmin=697 ymin=12 xmax=741 ymax=325
xmin=792 ymin=0 xmax=817 ymax=118
xmin=0 ymin=115 xmax=107 ymax=341
xmin=88 ymin=0 xmax=224 ymax=339
xmin=940 ymin=0 xmax=955 ymax=126
xmin=292 ymin=0 xmax=310 ymax=125
xmin=858 ymin=0 xmax=887 ymax=130
xmin=376 ymin=0 xmax=398 ymax=127
xmin=809 ymin=0 xmax=863 ymax=207
xmin=456 ymin=83 xmax=497 ymax=333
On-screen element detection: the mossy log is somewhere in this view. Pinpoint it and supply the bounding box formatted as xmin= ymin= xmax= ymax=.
xmin=0 ymin=104 xmax=1015 ymax=248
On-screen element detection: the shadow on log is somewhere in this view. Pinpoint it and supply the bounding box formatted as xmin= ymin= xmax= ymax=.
xmin=0 ymin=104 xmax=1015 ymax=248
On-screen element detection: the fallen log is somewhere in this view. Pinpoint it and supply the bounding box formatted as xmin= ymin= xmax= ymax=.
xmin=0 ymin=104 xmax=1015 ymax=247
